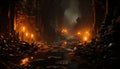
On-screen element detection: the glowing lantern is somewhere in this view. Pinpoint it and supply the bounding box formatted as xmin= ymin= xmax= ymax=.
xmin=83 ymin=36 xmax=88 ymax=41
xmin=22 ymin=26 xmax=25 ymax=32
xmin=25 ymin=33 xmax=28 ymax=37
xmin=31 ymin=34 xmax=34 ymax=38
xmin=77 ymin=32 xmax=81 ymax=35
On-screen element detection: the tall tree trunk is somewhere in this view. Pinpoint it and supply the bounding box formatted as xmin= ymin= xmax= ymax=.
xmin=9 ymin=1 xmax=15 ymax=33
xmin=0 ymin=0 xmax=9 ymax=34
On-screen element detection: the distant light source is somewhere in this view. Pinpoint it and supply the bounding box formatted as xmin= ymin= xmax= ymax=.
xmin=76 ymin=30 xmax=91 ymax=42
xmin=22 ymin=26 xmax=25 ymax=32
xmin=20 ymin=57 xmax=29 ymax=65
xmin=25 ymin=33 xmax=28 ymax=37
xmin=63 ymin=41 xmax=67 ymax=45
xmin=31 ymin=34 xmax=34 ymax=38
xmin=62 ymin=41 xmax=67 ymax=47
xmin=61 ymin=29 xmax=68 ymax=34
xmin=77 ymin=32 xmax=81 ymax=35
xmin=83 ymin=36 xmax=88 ymax=41
xmin=85 ymin=31 xmax=90 ymax=36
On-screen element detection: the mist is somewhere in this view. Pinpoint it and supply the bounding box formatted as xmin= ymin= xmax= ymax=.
xmin=64 ymin=0 xmax=80 ymax=28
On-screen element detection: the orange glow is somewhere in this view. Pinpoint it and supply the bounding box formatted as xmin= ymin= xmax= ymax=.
xmin=76 ymin=29 xmax=92 ymax=42
xmin=22 ymin=26 xmax=25 ymax=32
xmin=77 ymin=32 xmax=81 ymax=35
xmin=14 ymin=23 xmax=16 ymax=30
xmin=14 ymin=13 xmax=37 ymax=42
xmin=85 ymin=31 xmax=88 ymax=34
xmin=61 ymin=29 xmax=68 ymax=34
xmin=20 ymin=57 xmax=29 ymax=65
xmin=63 ymin=41 xmax=67 ymax=45
xmin=82 ymin=30 xmax=91 ymax=42
xmin=85 ymin=31 xmax=90 ymax=36
xmin=83 ymin=36 xmax=88 ymax=41
xmin=31 ymin=34 xmax=34 ymax=38
xmin=25 ymin=33 xmax=28 ymax=37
